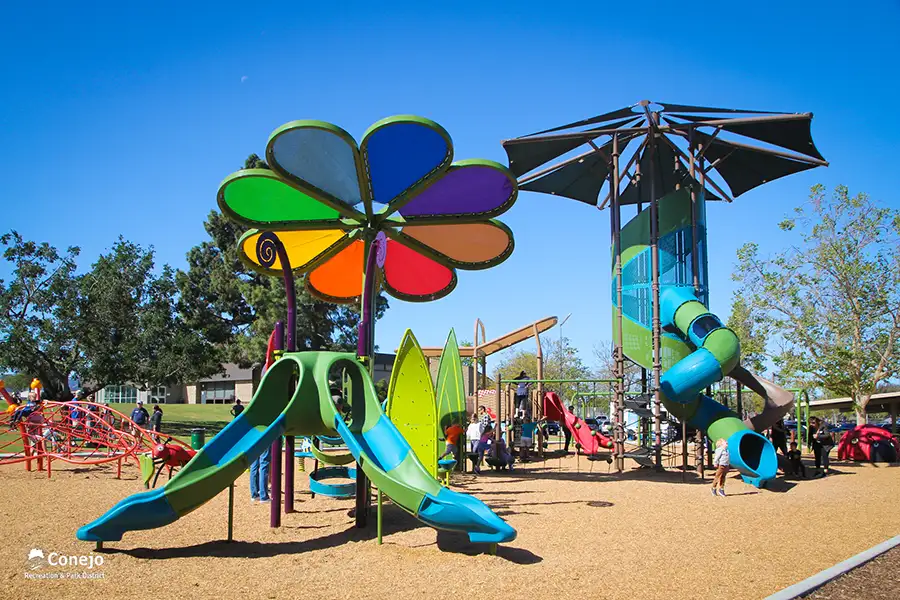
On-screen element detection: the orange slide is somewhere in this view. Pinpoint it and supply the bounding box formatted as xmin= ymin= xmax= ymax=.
xmin=543 ymin=392 xmax=613 ymax=455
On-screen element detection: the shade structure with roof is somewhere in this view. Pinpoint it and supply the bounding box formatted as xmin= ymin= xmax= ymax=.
xmin=502 ymin=101 xmax=828 ymax=481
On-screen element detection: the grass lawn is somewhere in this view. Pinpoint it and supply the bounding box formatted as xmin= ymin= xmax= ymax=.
xmin=101 ymin=403 xmax=235 ymax=440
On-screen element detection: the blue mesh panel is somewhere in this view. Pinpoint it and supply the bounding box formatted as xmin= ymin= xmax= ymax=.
xmin=616 ymin=224 xmax=709 ymax=328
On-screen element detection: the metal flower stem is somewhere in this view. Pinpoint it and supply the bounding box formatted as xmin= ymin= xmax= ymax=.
xmin=256 ymin=233 xmax=296 ymax=528
xmin=354 ymin=233 xmax=380 ymax=529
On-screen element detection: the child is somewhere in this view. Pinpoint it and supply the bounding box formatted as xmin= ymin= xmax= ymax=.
xmin=466 ymin=414 xmax=482 ymax=453
xmin=493 ymin=435 xmax=514 ymax=471
xmin=787 ymin=441 xmax=807 ymax=478
xmin=9 ymin=392 xmax=40 ymax=428
xmin=711 ymin=438 xmax=730 ymax=497
xmin=439 ymin=420 xmax=464 ymax=461
xmin=474 ymin=426 xmax=494 ymax=474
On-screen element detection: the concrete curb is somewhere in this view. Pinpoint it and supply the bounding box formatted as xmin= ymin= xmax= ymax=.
xmin=765 ymin=534 xmax=900 ymax=600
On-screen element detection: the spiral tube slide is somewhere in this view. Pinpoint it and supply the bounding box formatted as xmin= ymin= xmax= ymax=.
xmin=659 ymin=287 xmax=777 ymax=487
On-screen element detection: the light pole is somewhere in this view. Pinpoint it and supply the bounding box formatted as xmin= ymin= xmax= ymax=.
xmin=558 ymin=313 xmax=571 ymax=382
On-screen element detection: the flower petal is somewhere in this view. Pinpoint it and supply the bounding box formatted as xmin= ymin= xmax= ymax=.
xmin=394 ymin=220 xmax=514 ymax=270
xmin=219 ymin=170 xmax=342 ymax=228
xmin=267 ymin=121 xmax=365 ymax=214
xmin=239 ymin=229 xmax=348 ymax=274
xmin=383 ymin=239 xmax=456 ymax=302
xmin=360 ymin=116 xmax=452 ymax=207
xmin=396 ymin=160 xmax=517 ymax=222
xmin=307 ymin=240 xmax=365 ymax=302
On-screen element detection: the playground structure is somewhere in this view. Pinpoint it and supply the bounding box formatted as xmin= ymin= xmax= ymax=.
xmin=78 ymin=115 xmax=519 ymax=551
xmin=0 ymin=397 xmax=194 ymax=482
xmin=420 ymin=316 xmax=558 ymax=415
xmin=837 ymin=425 xmax=899 ymax=463
xmin=503 ymin=100 xmax=828 ymax=486
xmin=543 ymin=390 xmax=613 ymax=457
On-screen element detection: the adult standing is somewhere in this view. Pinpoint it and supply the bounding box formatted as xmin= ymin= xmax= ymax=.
xmin=562 ymin=405 xmax=575 ymax=453
xmin=130 ymin=401 xmax=149 ymax=432
xmin=250 ymin=446 xmax=271 ymax=502
xmin=815 ymin=419 xmax=835 ymax=475
xmin=770 ymin=418 xmax=788 ymax=456
xmin=149 ymin=404 xmax=163 ymax=440
xmin=230 ymin=399 xmax=244 ymax=419
xmin=808 ymin=417 xmax=822 ymax=471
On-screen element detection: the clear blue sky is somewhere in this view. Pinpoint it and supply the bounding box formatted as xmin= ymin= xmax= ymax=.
xmin=2 ymin=1 xmax=899 ymax=373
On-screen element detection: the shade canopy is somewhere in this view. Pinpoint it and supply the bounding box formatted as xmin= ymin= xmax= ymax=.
xmin=419 ymin=316 xmax=558 ymax=358
xmin=502 ymin=100 xmax=828 ymax=207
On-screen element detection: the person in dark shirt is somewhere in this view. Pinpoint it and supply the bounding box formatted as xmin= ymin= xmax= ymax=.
xmin=787 ymin=441 xmax=807 ymax=478
xmin=562 ymin=405 xmax=575 ymax=453
xmin=230 ymin=399 xmax=244 ymax=419
xmin=149 ymin=404 xmax=163 ymax=430
xmin=770 ymin=419 xmax=788 ymax=455
xmin=130 ymin=402 xmax=149 ymax=430
xmin=149 ymin=404 xmax=163 ymax=441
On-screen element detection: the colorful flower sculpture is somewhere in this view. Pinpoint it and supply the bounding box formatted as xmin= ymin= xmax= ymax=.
xmin=217 ymin=116 xmax=518 ymax=302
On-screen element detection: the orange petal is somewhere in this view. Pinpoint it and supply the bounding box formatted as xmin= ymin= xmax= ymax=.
xmin=307 ymin=240 xmax=364 ymax=302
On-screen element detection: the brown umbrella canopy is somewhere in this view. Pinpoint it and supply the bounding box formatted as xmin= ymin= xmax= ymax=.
xmin=502 ymin=100 xmax=827 ymax=206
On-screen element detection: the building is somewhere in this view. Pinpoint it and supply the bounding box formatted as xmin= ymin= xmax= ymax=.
xmin=94 ymin=353 xmax=399 ymax=405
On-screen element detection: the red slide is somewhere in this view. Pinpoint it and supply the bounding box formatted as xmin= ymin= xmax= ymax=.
xmin=543 ymin=392 xmax=613 ymax=454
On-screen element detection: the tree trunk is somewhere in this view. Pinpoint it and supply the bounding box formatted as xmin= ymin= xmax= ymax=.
xmin=856 ymin=395 xmax=868 ymax=426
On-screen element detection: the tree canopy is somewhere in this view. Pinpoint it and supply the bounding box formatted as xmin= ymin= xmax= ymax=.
xmin=732 ymin=184 xmax=900 ymax=423
xmin=0 ymin=232 xmax=201 ymax=399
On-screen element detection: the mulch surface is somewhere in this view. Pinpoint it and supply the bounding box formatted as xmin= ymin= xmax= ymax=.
xmin=1 ymin=454 xmax=898 ymax=600
xmin=802 ymin=546 xmax=900 ymax=599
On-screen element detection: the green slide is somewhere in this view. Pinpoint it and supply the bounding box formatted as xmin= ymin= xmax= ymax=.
xmin=78 ymin=351 xmax=515 ymax=544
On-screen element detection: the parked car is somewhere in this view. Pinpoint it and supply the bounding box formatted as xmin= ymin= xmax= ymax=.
xmin=585 ymin=418 xmax=600 ymax=431
xmin=544 ymin=421 xmax=560 ymax=435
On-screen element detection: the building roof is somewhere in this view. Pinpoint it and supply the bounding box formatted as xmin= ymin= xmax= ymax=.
xmin=200 ymin=363 xmax=254 ymax=383
xmin=808 ymin=392 xmax=900 ymax=412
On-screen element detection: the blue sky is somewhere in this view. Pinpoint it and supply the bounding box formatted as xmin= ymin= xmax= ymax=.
xmin=2 ymin=1 xmax=899 ymax=374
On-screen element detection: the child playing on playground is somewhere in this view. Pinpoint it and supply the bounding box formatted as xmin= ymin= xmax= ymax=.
xmin=493 ymin=435 xmax=514 ymax=471
xmin=9 ymin=392 xmax=40 ymax=428
xmin=478 ymin=405 xmax=492 ymax=435
xmin=787 ymin=441 xmax=807 ymax=478
xmin=439 ymin=420 xmax=464 ymax=461
xmin=474 ymin=426 xmax=494 ymax=474
xmin=513 ymin=371 xmax=530 ymax=418
xmin=466 ymin=413 xmax=482 ymax=452
xmin=711 ymin=438 xmax=730 ymax=497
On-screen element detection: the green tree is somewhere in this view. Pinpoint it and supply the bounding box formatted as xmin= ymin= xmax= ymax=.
xmin=725 ymin=295 xmax=770 ymax=416
xmin=0 ymin=232 xmax=199 ymax=399
xmin=0 ymin=372 xmax=32 ymax=392
xmin=0 ymin=231 xmax=81 ymax=399
xmin=733 ymin=184 xmax=900 ymax=424
xmin=592 ymin=340 xmax=641 ymax=394
xmin=495 ymin=337 xmax=593 ymax=406
xmin=175 ymin=154 xmax=389 ymax=371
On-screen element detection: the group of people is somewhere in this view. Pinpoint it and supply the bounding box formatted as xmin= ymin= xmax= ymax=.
xmin=437 ymin=405 xmax=519 ymax=474
xmin=769 ymin=416 xmax=835 ymax=478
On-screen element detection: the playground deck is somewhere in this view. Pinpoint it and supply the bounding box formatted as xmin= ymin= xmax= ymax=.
xmin=2 ymin=454 xmax=897 ymax=600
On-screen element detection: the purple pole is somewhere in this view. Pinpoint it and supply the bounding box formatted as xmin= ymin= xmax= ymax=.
xmin=257 ymin=234 xmax=295 ymax=526
xmin=354 ymin=236 xmax=381 ymax=528
xmin=270 ymin=437 xmax=282 ymax=527
xmin=356 ymin=237 xmax=380 ymax=360
xmin=269 ymin=320 xmax=284 ymax=528
xmin=284 ymin=435 xmax=294 ymax=513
